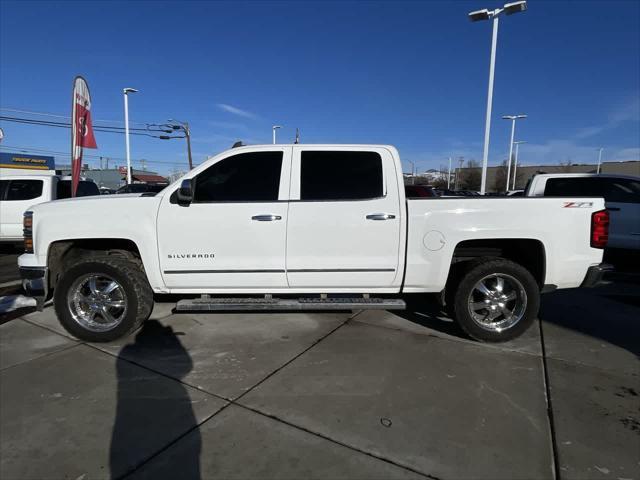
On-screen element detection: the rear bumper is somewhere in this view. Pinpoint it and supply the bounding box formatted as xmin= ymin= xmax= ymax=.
xmin=19 ymin=267 xmax=47 ymax=310
xmin=580 ymin=263 xmax=614 ymax=288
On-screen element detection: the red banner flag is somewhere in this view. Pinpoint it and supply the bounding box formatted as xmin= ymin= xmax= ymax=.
xmin=71 ymin=76 xmax=97 ymax=197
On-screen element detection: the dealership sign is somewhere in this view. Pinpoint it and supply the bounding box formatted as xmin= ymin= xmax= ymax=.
xmin=0 ymin=152 xmax=55 ymax=170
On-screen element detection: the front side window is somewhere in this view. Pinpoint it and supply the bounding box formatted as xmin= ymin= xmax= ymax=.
xmin=194 ymin=151 xmax=283 ymax=202
xmin=300 ymin=151 xmax=383 ymax=201
xmin=5 ymin=179 xmax=43 ymax=201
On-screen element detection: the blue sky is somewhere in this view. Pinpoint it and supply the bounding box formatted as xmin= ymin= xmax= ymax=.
xmin=1 ymin=0 xmax=639 ymax=175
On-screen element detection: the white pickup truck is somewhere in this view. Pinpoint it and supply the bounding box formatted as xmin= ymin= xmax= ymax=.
xmin=0 ymin=172 xmax=100 ymax=243
xmin=18 ymin=145 xmax=612 ymax=343
xmin=525 ymin=173 xmax=640 ymax=251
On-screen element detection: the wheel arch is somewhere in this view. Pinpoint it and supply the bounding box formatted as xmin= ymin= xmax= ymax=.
xmin=47 ymin=238 xmax=145 ymax=292
xmin=448 ymin=238 xmax=546 ymax=288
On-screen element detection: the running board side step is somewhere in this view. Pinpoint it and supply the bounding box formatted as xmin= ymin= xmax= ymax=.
xmin=175 ymin=297 xmax=406 ymax=312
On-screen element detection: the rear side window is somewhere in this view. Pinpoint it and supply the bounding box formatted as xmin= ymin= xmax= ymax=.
xmin=194 ymin=151 xmax=283 ymax=202
xmin=543 ymin=177 xmax=603 ymax=197
xmin=300 ymin=151 xmax=383 ymax=201
xmin=4 ymin=179 xmax=43 ymax=201
xmin=603 ymin=179 xmax=640 ymax=203
xmin=57 ymin=180 xmax=100 ymax=199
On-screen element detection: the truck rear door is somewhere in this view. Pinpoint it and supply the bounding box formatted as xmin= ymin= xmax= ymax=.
xmin=285 ymin=147 xmax=402 ymax=288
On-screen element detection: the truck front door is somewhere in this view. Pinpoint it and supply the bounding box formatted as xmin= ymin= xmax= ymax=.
xmin=285 ymin=147 xmax=402 ymax=289
xmin=157 ymin=148 xmax=291 ymax=290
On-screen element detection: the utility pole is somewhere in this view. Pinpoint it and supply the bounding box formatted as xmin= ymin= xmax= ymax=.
xmin=167 ymin=119 xmax=193 ymax=170
xmin=140 ymin=159 xmax=147 ymax=171
xmin=597 ymin=147 xmax=603 ymax=174
xmin=272 ymin=125 xmax=282 ymax=144
xmin=447 ymin=156 xmax=452 ymax=189
xmin=408 ymin=161 xmax=416 ymax=185
xmin=455 ymin=157 xmax=464 ymax=190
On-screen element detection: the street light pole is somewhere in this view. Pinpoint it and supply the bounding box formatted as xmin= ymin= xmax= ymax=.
xmin=122 ymin=87 xmax=138 ymax=185
xmin=272 ymin=125 xmax=282 ymax=144
xmin=447 ymin=156 xmax=452 ymax=189
xmin=597 ymin=147 xmax=603 ymax=174
xmin=512 ymin=140 xmax=526 ymax=190
xmin=468 ymin=1 xmax=528 ymax=195
xmin=503 ymin=114 xmax=526 ymax=192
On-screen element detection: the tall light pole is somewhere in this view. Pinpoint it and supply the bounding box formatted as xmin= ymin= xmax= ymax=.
xmin=469 ymin=1 xmax=528 ymax=194
xmin=597 ymin=147 xmax=603 ymax=174
xmin=512 ymin=140 xmax=526 ymax=190
xmin=272 ymin=125 xmax=282 ymax=144
xmin=122 ymin=87 xmax=138 ymax=184
xmin=447 ymin=156 xmax=452 ymax=189
xmin=408 ymin=160 xmax=416 ymax=185
xmin=502 ymin=114 xmax=527 ymax=191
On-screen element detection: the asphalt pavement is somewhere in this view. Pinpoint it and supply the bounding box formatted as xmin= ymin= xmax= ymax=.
xmin=1 ymin=279 xmax=638 ymax=480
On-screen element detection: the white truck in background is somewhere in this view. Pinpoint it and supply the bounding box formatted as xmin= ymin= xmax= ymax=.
xmin=525 ymin=173 xmax=640 ymax=251
xmin=1 ymin=171 xmax=100 ymax=243
xmin=18 ymin=144 xmax=612 ymax=343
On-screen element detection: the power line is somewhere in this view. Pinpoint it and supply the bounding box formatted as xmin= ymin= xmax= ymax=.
xmin=0 ymin=107 xmax=151 ymax=126
xmin=0 ymin=116 xmax=178 ymax=137
xmin=0 ymin=144 xmax=195 ymax=166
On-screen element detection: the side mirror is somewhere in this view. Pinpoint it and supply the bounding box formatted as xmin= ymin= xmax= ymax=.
xmin=176 ymin=179 xmax=193 ymax=205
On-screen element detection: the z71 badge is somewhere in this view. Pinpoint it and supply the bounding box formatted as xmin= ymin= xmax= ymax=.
xmin=562 ymin=201 xmax=593 ymax=208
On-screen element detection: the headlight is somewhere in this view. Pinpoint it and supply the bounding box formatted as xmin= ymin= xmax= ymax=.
xmin=23 ymin=211 xmax=33 ymax=253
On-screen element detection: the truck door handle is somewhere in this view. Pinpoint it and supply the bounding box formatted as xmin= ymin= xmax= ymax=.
xmin=366 ymin=213 xmax=396 ymax=220
xmin=252 ymin=215 xmax=282 ymax=221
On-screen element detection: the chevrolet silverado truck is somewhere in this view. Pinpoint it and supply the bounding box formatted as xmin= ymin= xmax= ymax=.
xmin=18 ymin=145 xmax=612 ymax=343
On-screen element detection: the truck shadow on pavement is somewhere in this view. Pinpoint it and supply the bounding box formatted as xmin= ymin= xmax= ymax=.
xmin=110 ymin=320 xmax=201 ymax=480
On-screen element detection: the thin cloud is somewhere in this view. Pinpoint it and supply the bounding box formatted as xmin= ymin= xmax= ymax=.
xmin=574 ymin=94 xmax=640 ymax=139
xmin=216 ymin=103 xmax=258 ymax=119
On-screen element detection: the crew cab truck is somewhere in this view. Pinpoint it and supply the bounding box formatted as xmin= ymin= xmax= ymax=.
xmin=18 ymin=145 xmax=612 ymax=343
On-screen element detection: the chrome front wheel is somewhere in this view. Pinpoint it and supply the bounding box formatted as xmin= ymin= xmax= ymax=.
xmin=67 ymin=274 xmax=128 ymax=332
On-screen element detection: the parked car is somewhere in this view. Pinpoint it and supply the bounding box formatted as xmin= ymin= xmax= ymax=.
xmin=20 ymin=144 xmax=610 ymax=343
xmin=526 ymin=173 xmax=640 ymax=250
xmin=116 ymin=183 xmax=168 ymax=195
xmin=507 ymin=190 xmax=525 ymax=197
xmin=0 ymin=174 xmax=99 ymax=243
xmin=405 ymin=184 xmax=437 ymax=198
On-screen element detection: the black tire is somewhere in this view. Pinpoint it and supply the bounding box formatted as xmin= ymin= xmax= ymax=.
xmin=452 ymin=258 xmax=540 ymax=342
xmin=54 ymin=254 xmax=153 ymax=342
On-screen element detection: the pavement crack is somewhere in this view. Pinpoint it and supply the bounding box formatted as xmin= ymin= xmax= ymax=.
xmin=539 ymin=318 xmax=561 ymax=480
xmin=232 ymin=401 xmax=441 ymax=480
xmin=232 ymin=316 xmax=352 ymax=404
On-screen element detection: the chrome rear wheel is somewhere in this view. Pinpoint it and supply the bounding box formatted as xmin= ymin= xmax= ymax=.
xmin=467 ymin=273 xmax=527 ymax=333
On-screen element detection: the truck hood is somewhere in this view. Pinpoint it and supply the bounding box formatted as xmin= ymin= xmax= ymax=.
xmin=29 ymin=194 xmax=163 ymax=257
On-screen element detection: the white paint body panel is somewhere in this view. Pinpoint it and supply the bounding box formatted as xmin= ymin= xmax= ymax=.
xmin=0 ymin=174 xmax=55 ymax=242
xmin=18 ymin=145 xmax=605 ymax=295
xmin=286 ymin=146 xmax=404 ymax=288
xmin=526 ymin=173 xmax=640 ymax=250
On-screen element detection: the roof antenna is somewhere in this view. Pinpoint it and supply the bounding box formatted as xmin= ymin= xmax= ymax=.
xmin=294 ymin=128 xmax=300 ymax=144
xmin=232 ymin=141 xmax=244 ymax=148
